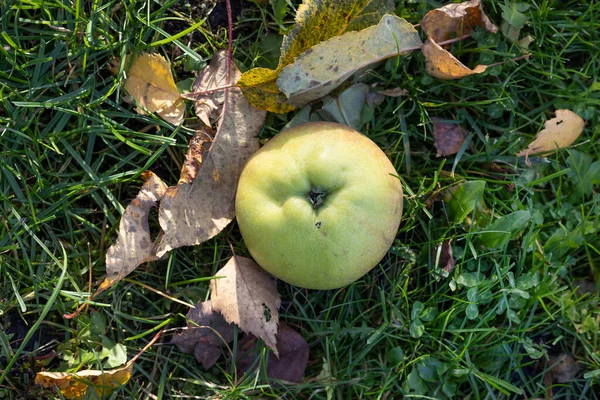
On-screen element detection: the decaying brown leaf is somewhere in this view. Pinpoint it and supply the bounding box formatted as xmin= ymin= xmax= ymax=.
xmin=118 ymin=53 xmax=185 ymax=125
xmin=171 ymin=300 xmax=235 ymax=369
xmin=235 ymin=323 xmax=309 ymax=383
xmin=99 ymin=171 xmax=167 ymax=294
xmin=190 ymin=51 xmax=232 ymax=127
xmin=179 ymin=130 xmax=212 ymax=185
xmin=377 ymin=87 xmax=409 ymax=97
xmin=421 ymin=0 xmax=497 ymax=43
xmin=548 ymin=353 xmax=580 ymax=383
xmin=35 ymin=363 xmax=133 ymax=400
xmin=210 ymin=257 xmax=281 ymax=355
xmin=433 ymin=118 xmax=468 ymax=157
xmin=433 ymin=239 xmax=454 ymax=274
xmin=156 ymin=55 xmax=266 ymax=256
xmin=423 ymin=38 xmax=490 ymax=80
xmin=516 ymin=109 xmax=585 ymax=159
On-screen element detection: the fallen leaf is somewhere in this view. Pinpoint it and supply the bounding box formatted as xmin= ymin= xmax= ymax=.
xmin=119 ymin=53 xmax=185 ymax=125
xmin=235 ymin=323 xmax=309 ymax=383
xmin=318 ymin=83 xmax=370 ymax=131
xmin=421 ymin=0 xmax=497 ymax=44
xmin=156 ymin=53 xmax=265 ymax=256
xmin=179 ymin=130 xmax=212 ymax=185
xmin=516 ymin=109 xmax=585 ymax=159
xmin=36 ymin=363 xmax=133 ymax=400
xmin=238 ymin=0 xmax=395 ymax=113
xmin=170 ymin=300 xmax=235 ymax=369
xmin=277 ymin=14 xmax=421 ymax=107
xmin=500 ymin=2 xmax=530 ymax=42
xmin=98 ymin=171 xmax=167 ymax=294
xmin=433 ymin=118 xmax=468 ymax=157
xmin=548 ymin=353 xmax=580 ymax=383
xmin=476 ymin=210 xmax=531 ymax=249
xmin=423 ymin=38 xmax=490 ymax=80
xmin=210 ymin=256 xmax=281 ymax=355
xmin=35 ymin=331 xmax=161 ymax=399
xmin=433 ymin=240 xmax=454 ymax=274
xmin=377 ymin=87 xmax=409 ymax=97
xmin=190 ymin=51 xmax=232 ymax=127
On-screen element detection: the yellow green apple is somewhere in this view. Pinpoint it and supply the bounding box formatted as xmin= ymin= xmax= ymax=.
xmin=235 ymin=122 xmax=403 ymax=290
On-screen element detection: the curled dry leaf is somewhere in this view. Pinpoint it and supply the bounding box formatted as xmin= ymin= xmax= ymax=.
xmin=117 ymin=53 xmax=185 ymax=125
xmin=179 ymin=130 xmax=212 ymax=185
xmin=238 ymin=0 xmax=395 ymax=113
xmin=99 ymin=171 xmax=167 ymax=294
xmin=516 ymin=109 xmax=585 ymax=159
xmin=421 ymin=0 xmax=497 ymax=43
xmin=235 ymin=323 xmax=309 ymax=383
xmin=433 ymin=118 xmax=468 ymax=157
xmin=170 ymin=300 xmax=235 ymax=369
xmin=277 ymin=14 xmax=421 ymax=107
xmin=423 ymin=38 xmax=490 ymax=80
xmin=156 ymin=53 xmax=266 ymax=256
xmin=35 ymin=363 xmax=133 ymax=400
xmin=210 ymin=256 xmax=281 ymax=355
xmin=377 ymin=87 xmax=409 ymax=97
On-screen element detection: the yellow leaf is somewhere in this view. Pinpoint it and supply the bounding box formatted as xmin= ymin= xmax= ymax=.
xmin=122 ymin=53 xmax=185 ymax=125
xmin=238 ymin=0 xmax=394 ymax=113
xmin=516 ymin=109 xmax=585 ymax=158
xmin=423 ymin=38 xmax=489 ymax=80
xmin=35 ymin=362 xmax=133 ymax=400
xmin=421 ymin=0 xmax=497 ymax=43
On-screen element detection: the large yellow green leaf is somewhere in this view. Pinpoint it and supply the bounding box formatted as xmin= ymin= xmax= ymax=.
xmin=238 ymin=0 xmax=394 ymax=113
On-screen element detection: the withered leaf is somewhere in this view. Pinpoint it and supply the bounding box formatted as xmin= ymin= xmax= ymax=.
xmin=421 ymin=0 xmax=497 ymax=44
xmin=377 ymin=87 xmax=409 ymax=97
xmin=433 ymin=118 xmax=468 ymax=157
xmin=99 ymin=171 xmax=167 ymax=294
xmin=171 ymin=300 xmax=235 ymax=369
xmin=156 ymin=54 xmax=266 ymax=256
xmin=191 ymin=51 xmax=232 ymax=127
xmin=277 ymin=14 xmax=421 ymax=107
xmin=548 ymin=353 xmax=580 ymax=384
xmin=423 ymin=38 xmax=490 ymax=80
xmin=35 ymin=362 xmax=133 ymax=400
xmin=235 ymin=323 xmax=309 ymax=383
xmin=179 ymin=130 xmax=212 ymax=185
xmin=118 ymin=53 xmax=185 ymax=125
xmin=210 ymin=257 xmax=281 ymax=356
xmin=516 ymin=109 xmax=585 ymax=159
xmin=238 ymin=0 xmax=395 ymax=113
xmin=433 ymin=239 xmax=454 ymax=274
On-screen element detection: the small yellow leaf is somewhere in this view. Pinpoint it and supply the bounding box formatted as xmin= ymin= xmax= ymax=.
xmin=516 ymin=109 xmax=585 ymax=158
xmin=122 ymin=53 xmax=185 ymax=125
xmin=35 ymin=362 xmax=133 ymax=400
xmin=423 ymin=38 xmax=489 ymax=80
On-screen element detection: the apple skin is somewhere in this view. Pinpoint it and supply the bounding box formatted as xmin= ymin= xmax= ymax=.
xmin=235 ymin=122 xmax=403 ymax=290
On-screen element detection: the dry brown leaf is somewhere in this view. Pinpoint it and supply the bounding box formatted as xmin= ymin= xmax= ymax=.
xmin=421 ymin=0 xmax=497 ymax=43
xmin=433 ymin=239 xmax=454 ymax=273
xmin=35 ymin=362 xmax=133 ymax=400
xmin=433 ymin=118 xmax=468 ymax=157
xmin=98 ymin=171 xmax=167 ymax=294
xmin=548 ymin=353 xmax=581 ymax=383
xmin=190 ymin=51 xmax=232 ymax=127
xmin=156 ymin=54 xmax=266 ymax=256
xmin=170 ymin=300 xmax=235 ymax=369
xmin=179 ymin=130 xmax=212 ymax=185
xmin=423 ymin=38 xmax=490 ymax=80
xmin=120 ymin=53 xmax=185 ymax=125
xmin=516 ymin=109 xmax=585 ymax=158
xmin=235 ymin=323 xmax=309 ymax=383
xmin=210 ymin=256 xmax=281 ymax=356
xmin=377 ymin=87 xmax=409 ymax=97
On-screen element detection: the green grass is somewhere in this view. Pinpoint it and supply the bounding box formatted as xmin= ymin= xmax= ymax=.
xmin=1 ymin=0 xmax=599 ymax=398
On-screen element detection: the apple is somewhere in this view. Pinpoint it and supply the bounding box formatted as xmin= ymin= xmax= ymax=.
xmin=235 ymin=122 xmax=403 ymax=290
